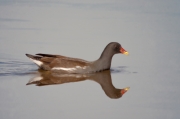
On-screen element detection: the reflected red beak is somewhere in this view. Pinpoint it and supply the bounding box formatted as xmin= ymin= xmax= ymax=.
xmin=120 ymin=47 xmax=129 ymax=55
xmin=121 ymin=87 xmax=130 ymax=95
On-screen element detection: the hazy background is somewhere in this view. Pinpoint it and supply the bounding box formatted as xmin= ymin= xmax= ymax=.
xmin=0 ymin=0 xmax=180 ymax=119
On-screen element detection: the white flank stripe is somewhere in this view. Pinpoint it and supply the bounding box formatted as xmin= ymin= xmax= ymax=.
xmin=52 ymin=66 xmax=88 ymax=72
xmin=53 ymin=74 xmax=85 ymax=78
xmin=83 ymin=66 xmax=87 ymax=69
xmin=76 ymin=66 xmax=81 ymax=68
xmin=52 ymin=67 xmax=76 ymax=71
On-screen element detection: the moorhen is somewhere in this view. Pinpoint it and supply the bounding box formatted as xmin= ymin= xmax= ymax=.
xmin=26 ymin=42 xmax=128 ymax=74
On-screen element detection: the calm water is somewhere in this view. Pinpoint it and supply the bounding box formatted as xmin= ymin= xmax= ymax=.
xmin=0 ymin=1 xmax=180 ymax=119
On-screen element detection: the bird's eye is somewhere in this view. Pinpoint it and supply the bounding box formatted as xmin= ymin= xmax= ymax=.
xmin=115 ymin=45 xmax=118 ymax=50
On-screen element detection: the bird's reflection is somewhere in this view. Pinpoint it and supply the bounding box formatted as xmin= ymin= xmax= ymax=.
xmin=27 ymin=70 xmax=130 ymax=99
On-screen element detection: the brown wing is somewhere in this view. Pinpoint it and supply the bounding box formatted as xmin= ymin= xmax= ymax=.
xmin=36 ymin=53 xmax=89 ymax=67
xmin=35 ymin=53 xmax=67 ymax=64
xmin=36 ymin=53 xmax=66 ymax=58
xmin=49 ymin=57 xmax=89 ymax=68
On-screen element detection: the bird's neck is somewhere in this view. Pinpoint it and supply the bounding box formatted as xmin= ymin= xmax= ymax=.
xmin=92 ymin=50 xmax=114 ymax=71
xmin=99 ymin=55 xmax=113 ymax=68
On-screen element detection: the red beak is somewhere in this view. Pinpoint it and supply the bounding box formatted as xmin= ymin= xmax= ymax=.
xmin=120 ymin=47 xmax=129 ymax=55
xmin=121 ymin=87 xmax=130 ymax=95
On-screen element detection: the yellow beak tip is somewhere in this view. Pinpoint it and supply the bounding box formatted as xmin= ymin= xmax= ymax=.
xmin=124 ymin=52 xmax=129 ymax=55
xmin=124 ymin=87 xmax=130 ymax=91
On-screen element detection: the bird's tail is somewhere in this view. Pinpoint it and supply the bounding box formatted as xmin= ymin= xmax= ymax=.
xmin=26 ymin=54 xmax=42 ymax=60
xmin=25 ymin=54 xmax=43 ymax=67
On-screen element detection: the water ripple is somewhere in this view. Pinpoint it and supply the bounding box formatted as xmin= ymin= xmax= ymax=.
xmin=111 ymin=66 xmax=137 ymax=74
xmin=0 ymin=60 xmax=36 ymax=76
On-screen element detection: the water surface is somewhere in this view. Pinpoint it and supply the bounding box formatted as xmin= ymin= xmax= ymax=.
xmin=0 ymin=1 xmax=180 ymax=119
